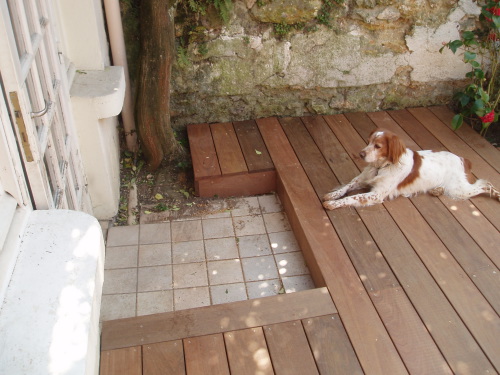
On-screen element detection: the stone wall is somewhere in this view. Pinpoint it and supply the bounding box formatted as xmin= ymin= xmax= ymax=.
xmin=170 ymin=0 xmax=480 ymax=128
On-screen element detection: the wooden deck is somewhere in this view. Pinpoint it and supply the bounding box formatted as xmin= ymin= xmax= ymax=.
xmin=101 ymin=106 xmax=500 ymax=375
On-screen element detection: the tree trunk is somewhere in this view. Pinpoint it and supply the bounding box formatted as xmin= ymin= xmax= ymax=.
xmin=136 ymin=0 xmax=181 ymax=170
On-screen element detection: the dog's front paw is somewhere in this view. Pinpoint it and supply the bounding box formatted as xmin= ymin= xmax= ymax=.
xmin=323 ymin=200 xmax=342 ymax=210
xmin=323 ymin=190 xmax=344 ymax=202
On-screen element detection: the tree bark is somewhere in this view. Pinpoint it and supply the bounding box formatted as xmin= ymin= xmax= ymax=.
xmin=136 ymin=0 xmax=181 ymax=170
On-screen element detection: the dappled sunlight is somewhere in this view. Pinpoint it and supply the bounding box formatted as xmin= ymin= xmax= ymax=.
xmin=49 ymin=286 xmax=90 ymax=374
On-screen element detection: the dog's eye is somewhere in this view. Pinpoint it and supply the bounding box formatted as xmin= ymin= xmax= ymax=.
xmin=374 ymin=144 xmax=381 ymax=149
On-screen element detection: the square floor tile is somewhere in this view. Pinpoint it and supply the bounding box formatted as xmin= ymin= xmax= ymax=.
xmin=138 ymin=265 xmax=173 ymax=292
xmin=237 ymin=234 xmax=272 ymax=257
xmin=263 ymin=212 xmax=291 ymax=233
xmin=282 ymin=275 xmax=315 ymax=293
xmin=258 ymin=194 xmax=282 ymax=213
xmin=107 ymin=225 xmax=139 ymax=247
xmin=208 ymin=259 xmax=244 ymax=285
xmin=241 ymin=256 xmax=279 ymax=282
xmin=211 ymin=283 xmax=247 ymax=304
xmin=269 ymin=231 xmax=300 ymax=254
xmin=172 ymin=240 xmax=205 ymax=263
xmin=173 ymin=262 xmax=208 ymax=288
xmin=171 ymin=220 xmax=203 ymax=242
xmin=174 ymin=287 xmax=210 ymax=310
xmin=139 ymin=243 xmax=172 ymax=267
xmin=205 ymin=237 xmax=239 ymax=260
xmin=246 ymin=279 xmax=282 ymax=299
xmin=233 ymin=215 xmax=266 ymax=237
xmin=103 ymin=268 xmax=137 ymax=294
xmin=231 ymin=197 xmax=261 ymax=217
xmin=202 ymin=218 xmax=234 ymax=239
xmin=201 ymin=199 xmax=232 ymax=219
xmin=100 ymin=293 xmax=136 ymax=321
xmin=275 ymin=252 xmax=309 ymax=277
xmin=105 ymin=245 xmax=138 ymax=269
xmin=140 ymin=223 xmax=171 ymax=244
xmin=137 ymin=290 xmax=174 ymax=316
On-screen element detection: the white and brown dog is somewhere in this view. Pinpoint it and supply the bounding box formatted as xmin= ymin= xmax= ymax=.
xmin=322 ymin=129 xmax=500 ymax=210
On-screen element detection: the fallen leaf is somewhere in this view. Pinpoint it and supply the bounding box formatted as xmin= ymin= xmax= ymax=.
xmin=255 ymin=149 xmax=262 ymax=155
xmin=155 ymin=193 xmax=163 ymax=200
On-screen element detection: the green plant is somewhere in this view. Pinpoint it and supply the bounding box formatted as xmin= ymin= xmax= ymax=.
xmin=182 ymin=0 xmax=232 ymax=23
xmin=317 ymin=0 xmax=344 ymax=26
xmin=440 ymin=0 xmax=500 ymax=135
xmin=177 ymin=46 xmax=192 ymax=68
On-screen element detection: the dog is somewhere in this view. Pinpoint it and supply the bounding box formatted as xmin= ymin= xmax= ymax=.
xmin=322 ymin=128 xmax=500 ymax=210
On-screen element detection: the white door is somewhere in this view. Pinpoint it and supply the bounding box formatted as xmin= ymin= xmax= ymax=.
xmin=0 ymin=0 xmax=92 ymax=213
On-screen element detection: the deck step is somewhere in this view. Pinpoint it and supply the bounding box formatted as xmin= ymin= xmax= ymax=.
xmin=101 ymin=287 xmax=335 ymax=351
xmin=187 ymin=120 xmax=276 ymax=197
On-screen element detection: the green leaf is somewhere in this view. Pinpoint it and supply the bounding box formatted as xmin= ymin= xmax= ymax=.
xmin=471 ymin=99 xmax=486 ymax=116
xmin=461 ymin=31 xmax=476 ymax=42
xmin=255 ymin=149 xmax=262 ymax=155
xmin=478 ymin=88 xmax=490 ymax=103
xmin=464 ymin=51 xmax=476 ymax=62
xmin=447 ymin=40 xmax=463 ymax=54
xmin=451 ymin=114 xmax=464 ymax=130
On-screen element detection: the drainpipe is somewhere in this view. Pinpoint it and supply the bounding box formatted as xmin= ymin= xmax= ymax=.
xmin=103 ymin=0 xmax=138 ymax=152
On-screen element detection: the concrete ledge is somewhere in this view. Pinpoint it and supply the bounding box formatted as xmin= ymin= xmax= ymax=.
xmin=70 ymin=66 xmax=125 ymax=119
xmin=0 ymin=210 xmax=105 ymax=375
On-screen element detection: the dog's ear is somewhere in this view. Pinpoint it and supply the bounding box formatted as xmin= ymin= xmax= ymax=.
xmin=387 ymin=133 xmax=406 ymax=163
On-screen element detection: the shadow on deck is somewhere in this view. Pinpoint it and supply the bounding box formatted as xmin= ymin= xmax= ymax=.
xmin=100 ymin=106 xmax=500 ymax=375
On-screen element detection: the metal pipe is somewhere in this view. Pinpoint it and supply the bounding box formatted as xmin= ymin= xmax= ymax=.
xmin=103 ymin=0 xmax=138 ymax=152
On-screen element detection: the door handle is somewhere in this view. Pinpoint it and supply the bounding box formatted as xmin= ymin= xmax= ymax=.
xmin=30 ymin=99 xmax=52 ymax=118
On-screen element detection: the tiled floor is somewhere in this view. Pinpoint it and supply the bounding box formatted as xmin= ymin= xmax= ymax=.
xmin=100 ymin=194 xmax=315 ymax=321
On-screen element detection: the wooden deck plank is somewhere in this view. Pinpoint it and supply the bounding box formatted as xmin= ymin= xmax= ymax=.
xmin=224 ymin=328 xmax=274 ymax=375
xmin=354 ymin=112 xmax=500 ymax=370
xmin=233 ymin=120 xmax=274 ymax=172
xmin=256 ymin=117 xmax=408 ymax=375
xmin=302 ymin=314 xmax=364 ymax=375
xmin=142 ymin=341 xmax=186 ymax=375
xmin=411 ymin=194 xmax=500 ymax=313
xmin=196 ymin=170 xmax=276 ymax=198
xmin=385 ymin=198 xmax=500 ymax=371
xmin=210 ymin=122 xmax=247 ymax=175
xmin=263 ymin=321 xmax=319 ymax=375
xmin=359 ymin=204 xmax=496 ymax=374
xmin=100 ymin=347 xmax=142 ymax=375
xmin=325 ymin=114 xmax=497 ymax=374
xmin=184 ymin=334 xmax=230 ymax=375
xmin=426 ymin=106 xmax=500 ymax=173
xmin=101 ymin=287 xmax=335 ymax=351
xmin=282 ymin=116 xmax=400 ymax=292
xmin=367 ymin=110 xmax=500 ymax=266
xmin=296 ymin=115 xmax=453 ymax=375
xmin=187 ymin=123 xmax=221 ymax=179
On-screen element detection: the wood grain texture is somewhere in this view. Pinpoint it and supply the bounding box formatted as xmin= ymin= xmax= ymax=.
xmin=233 ymin=120 xmax=274 ymax=172
xmin=325 ymin=113 xmax=497 ymax=374
xmin=100 ymin=347 xmax=142 ymax=375
xmin=101 ymin=287 xmax=335 ymax=351
xmin=210 ymin=122 xmax=247 ymax=175
xmin=197 ymin=170 xmax=276 ymax=198
xmin=187 ymin=123 xmax=221 ymax=180
xmin=264 ymin=321 xmax=319 ymax=375
xmin=257 ymin=116 xmax=408 ymax=375
xmin=302 ymin=314 xmax=364 ymax=375
xmin=286 ymin=115 xmax=451 ymax=374
xmin=224 ymin=328 xmax=274 ymax=375
xmin=143 ymin=341 xmax=185 ymax=375
xmin=184 ymin=334 xmax=230 ymax=375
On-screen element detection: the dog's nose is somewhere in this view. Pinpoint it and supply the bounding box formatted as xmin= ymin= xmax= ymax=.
xmin=359 ymin=150 xmax=366 ymax=159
